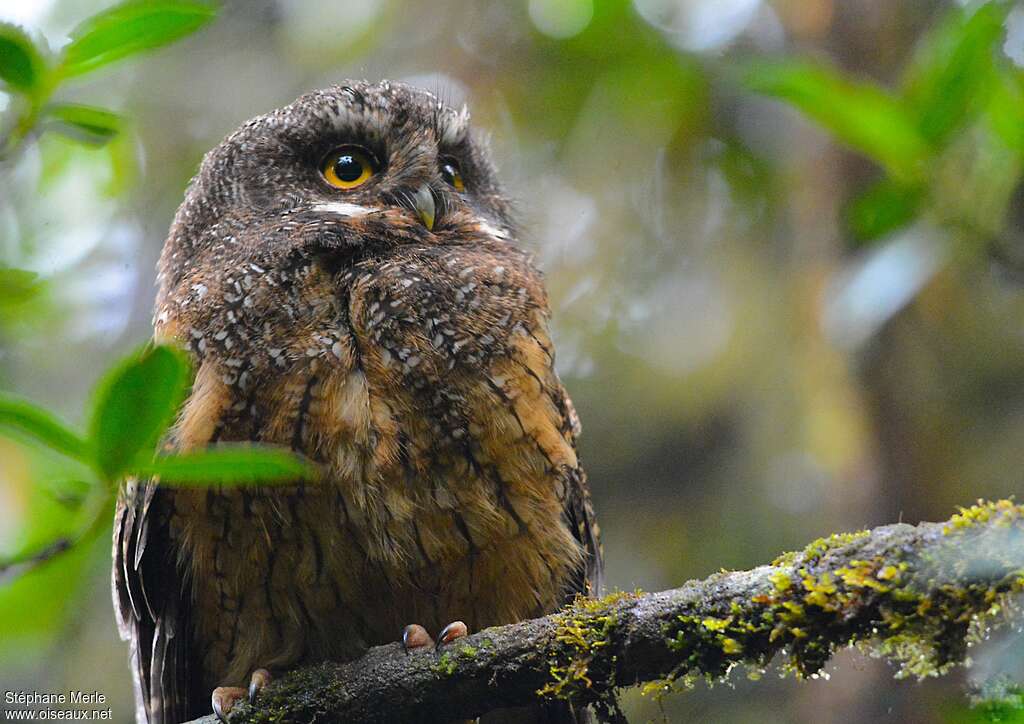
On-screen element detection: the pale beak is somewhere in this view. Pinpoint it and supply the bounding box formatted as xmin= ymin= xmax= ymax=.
xmin=411 ymin=184 xmax=435 ymax=231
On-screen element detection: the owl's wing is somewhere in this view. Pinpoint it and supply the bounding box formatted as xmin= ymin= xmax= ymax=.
xmin=509 ymin=318 xmax=604 ymax=600
xmin=554 ymin=391 xmax=604 ymax=599
xmin=112 ymin=478 xmax=193 ymax=724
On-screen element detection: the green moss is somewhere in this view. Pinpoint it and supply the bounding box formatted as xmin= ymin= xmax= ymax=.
xmin=432 ymin=651 xmax=457 ymax=677
xmin=537 ymin=591 xmax=640 ymax=705
xmin=660 ymin=500 xmax=1024 ymax=685
xmin=772 ymin=529 xmax=870 ymax=567
xmin=430 ymin=642 xmax=481 ymax=678
xmin=801 ymin=571 xmax=838 ymax=609
xmin=944 ymin=498 xmax=1021 ymax=534
xmin=639 ymin=671 xmax=701 ymax=703
xmin=769 ymin=570 xmax=792 ymax=592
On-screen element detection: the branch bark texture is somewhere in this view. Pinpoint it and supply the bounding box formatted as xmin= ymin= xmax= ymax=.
xmin=189 ymin=500 xmax=1024 ymax=723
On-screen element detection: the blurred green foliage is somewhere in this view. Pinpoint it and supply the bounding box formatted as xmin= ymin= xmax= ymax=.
xmin=58 ymin=0 xmax=217 ymax=78
xmin=0 ymin=0 xmax=216 ymax=155
xmin=747 ymin=1 xmax=1022 ymax=247
xmin=0 ymin=24 xmax=46 ymax=93
xmin=747 ymin=59 xmax=931 ymax=181
xmin=0 ymin=0 xmax=311 ymax=664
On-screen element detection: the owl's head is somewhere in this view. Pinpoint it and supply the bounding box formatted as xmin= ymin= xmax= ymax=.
xmin=154 ymin=82 xmax=539 ymax=387
xmin=157 ymin=80 xmax=516 ymax=302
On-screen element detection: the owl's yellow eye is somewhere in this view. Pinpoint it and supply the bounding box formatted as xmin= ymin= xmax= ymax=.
xmin=322 ymin=146 xmax=377 ymax=190
xmin=440 ymin=158 xmax=465 ymax=192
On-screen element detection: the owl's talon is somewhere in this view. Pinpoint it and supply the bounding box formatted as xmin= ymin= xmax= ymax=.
xmin=248 ymin=668 xmax=272 ymax=704
xmin=436 ymin=620 xmax=468 ymax=648
xmin=402 ymin=623 xmax=434 ymax=653
xmin=211 ymin=686 xmax=247 ymax=722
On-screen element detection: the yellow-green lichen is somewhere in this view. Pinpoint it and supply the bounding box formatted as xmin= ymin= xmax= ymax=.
xmin=772 ymin=529 xmax=870 ymax=567
xmin=769 ymin=570 xmax=792 ymax=592
xmin=801 ymin=571 xmax=838 ymax=609
xmin=836 ymin=560 xmax=891 ymax=592
xmin=720 ymin=637 xmax=742 ymax=654
xmin=660 ymin=501 xmax=1024 ymax=685
xmin=639 ymin=671 xmax=700 ymax=702
xmin=538 ymin=591 xmax=641 ymax=704
xmin=944 ymin=498 xmax=1021 ymax=534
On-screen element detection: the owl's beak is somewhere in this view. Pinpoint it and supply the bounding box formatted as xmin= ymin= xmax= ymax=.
xmin=410 ymin=185 xmax=435 ymax=231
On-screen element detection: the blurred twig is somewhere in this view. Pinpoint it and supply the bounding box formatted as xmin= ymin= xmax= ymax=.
xmin=184 ymin=501 xmax=1024 ymax=724
xmin=0 ymin=538 xmax=71 ymax=581
xmin=0 ymin=492 xmax=110 ymax=585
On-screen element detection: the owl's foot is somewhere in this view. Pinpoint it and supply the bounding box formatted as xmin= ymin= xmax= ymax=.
xmin=401 ymin=620 xmax=468 ymax=653
xmin=211 ymin=687 xmax=245 ymax=722
xmin=248 ymin=668 xmax=272 ymax=702
xmin=211 ymin=668 xmax=272 ymax=721
xmin=402 ymin=623 xmax=434 ymax=651
xmin=437 ymin=620 xmax=468 ymax=647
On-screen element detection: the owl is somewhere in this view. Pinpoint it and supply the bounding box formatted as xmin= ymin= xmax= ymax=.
xmin=112 ymin=81 xmax=603 ymax=724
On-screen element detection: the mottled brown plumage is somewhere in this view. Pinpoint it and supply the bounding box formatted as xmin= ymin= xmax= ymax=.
xmin=112 ymin=81 xmax=602 ymax=723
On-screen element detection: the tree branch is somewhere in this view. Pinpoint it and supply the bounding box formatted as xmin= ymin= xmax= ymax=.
xmin=188 ymin=500 xmax=1024 ymax=723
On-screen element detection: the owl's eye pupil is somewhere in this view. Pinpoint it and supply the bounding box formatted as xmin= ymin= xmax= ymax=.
xmin=335 ymin=156 xmax=364 ymax=182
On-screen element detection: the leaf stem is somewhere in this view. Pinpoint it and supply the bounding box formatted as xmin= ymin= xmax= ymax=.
xmin=0 ymin=490 xmax=111 ymax=585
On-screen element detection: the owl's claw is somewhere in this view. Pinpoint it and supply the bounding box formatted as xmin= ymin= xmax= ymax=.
xmin=401 ymin=620 xmax=468 ymax=655
xmin=211 ymin=686 xmax=246 ymax=722
xmin=248 ymin=668 xmax=272 ymax=703
xmin=402 ymin=623 xmax=434 ymax=653
xmin=211 ymin=669 xmax=272 ymax=721
xmin=436 ymin=620 xmax=468 ymax=648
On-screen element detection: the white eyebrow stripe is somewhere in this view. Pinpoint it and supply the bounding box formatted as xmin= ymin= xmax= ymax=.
xmin=312 ymin=202 xmax=377 ymax=217
xmin=475 ymin=219 xmax=510 ymax=240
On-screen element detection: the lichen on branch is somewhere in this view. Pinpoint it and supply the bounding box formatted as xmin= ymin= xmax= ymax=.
xmin=187 ymin=500 xmax=1024 ymax=724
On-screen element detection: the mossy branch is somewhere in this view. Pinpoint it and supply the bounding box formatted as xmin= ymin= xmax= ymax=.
xmin=187 ymin=500 xmax=1024 ymax=724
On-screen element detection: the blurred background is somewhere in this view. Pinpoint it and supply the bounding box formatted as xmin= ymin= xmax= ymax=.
xmin=2 ymin=0 xmax=1024 ymax=721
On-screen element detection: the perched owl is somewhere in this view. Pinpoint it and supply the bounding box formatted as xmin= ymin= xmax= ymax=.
xmin=113 ymin=81 xmax=603 ymax=724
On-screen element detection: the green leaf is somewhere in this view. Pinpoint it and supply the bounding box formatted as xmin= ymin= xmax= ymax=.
xmin=136 ymin=445 xmax=316 ymax=485
xmin=846 ymin=179 xmax=926 ymax=244
xmin=89 ymin=345 xmax=191 ymax=481
xmin=0 ymin=520 xmax=106 ymax=653
xmin=0 ymin=396 xmax=90 ymax=462
xmin=0 ymin=483 xmax=112 ymax=651
xmin=987 ymin=69 xmax=1024 ymax=155
xmin=59 ymin=0 xmax=217 ymax=78
xmin=902 ymin=2 xmax=1010 ymax=147
xmin=745 ymin=60 xmax=929 ymax=179
xmin=0 ymin=267 xmax=44 ymax=308
xmin=0 ymin=23 xmax=45 ymax=93
xmin=37 ymin=478 xmax=94 ymax=510
xmin=44 ymin=103 xmax=123 ymax=146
